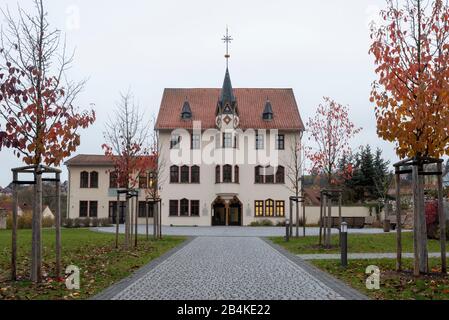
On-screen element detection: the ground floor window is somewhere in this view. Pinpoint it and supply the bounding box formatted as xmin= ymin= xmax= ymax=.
xmin=180 ymin=199 xmax=189 ymax=216
xmin=275 ymin=201 xmax=285 ymax=217
xmin=255 ymin=200 xmax=264 ymax=217
xmin=79 ymin=201 xmax=88 ymax=217
xmin=190 ymin=200 xmax=200 ymax=216
xmin=89 ymin=201 xmax=98 ymax=218
xmin=255 ymin=199 xmax=286 ymax=218
xmin=169 ymin=200 xmax=178 ymax=216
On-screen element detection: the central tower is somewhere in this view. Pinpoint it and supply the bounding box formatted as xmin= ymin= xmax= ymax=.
xmin=216 ymin=27 xmax=239 ymax=130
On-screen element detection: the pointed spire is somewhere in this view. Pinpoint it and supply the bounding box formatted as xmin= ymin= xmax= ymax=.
xmin=219 ymin=67 xmax=236 ymax=107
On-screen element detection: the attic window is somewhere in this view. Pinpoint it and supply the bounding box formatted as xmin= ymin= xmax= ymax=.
xmin=181 ymin=99 xmax=192 ymax=120
xmin=262 ymin=99 xmax=273 ymax=121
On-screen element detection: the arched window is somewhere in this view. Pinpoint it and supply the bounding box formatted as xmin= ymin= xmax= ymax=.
xmin=223 ymin=165 xmax=232 ymax=183
xmin=265 ymin=199 xmax=274 ymax=217
xmin=180 ymin=199 xmax=189 ymax=216
xmin=276 ymin=166 xmax=285 ymax=184
xmin=170 ymin=165 xmax=179 ymax=183
xmin=215 ymin=165 xmax=221 ymax=183
xmin=255 ymin=166 xmax=263 ymax=184
xmin=191 ymin=166 xmax=200 ymax=183
xmin=181 ymin=165 xmax=190 ymax=183
xmin=80 ymin=171 xmax=89 ymax=188
xmin=89 ymin=171 xmax=98 ymax=188
xmin=109 ymin=171 xmax=117 ymax=188
xmin=265 ymin=166 xmax=275 ymax=183
xmin=234 ymin=166 xmax=239 ymax=183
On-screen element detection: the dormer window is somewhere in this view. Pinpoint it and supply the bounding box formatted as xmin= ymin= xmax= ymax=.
xmin=181 ymin=99 xmax=192 ymax=120
xmin=262 ymin=99 xmax=274 ymax=121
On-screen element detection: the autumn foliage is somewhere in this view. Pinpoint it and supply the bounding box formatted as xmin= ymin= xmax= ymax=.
xmin=370 ymin=0 xmax=449 ymax=159
xmin=0 ymin=1 xmax=95 ymax=166
xmin=306 ymin=97 xmax=361 ymax=185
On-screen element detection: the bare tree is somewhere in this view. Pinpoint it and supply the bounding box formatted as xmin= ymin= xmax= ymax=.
xmin=285 ymin=131 xmax=306 ymax=237
xmin=103 ymin=90 xmax=150 ymax=249
xmin=144 ymin=116 xmax=165 ymax=240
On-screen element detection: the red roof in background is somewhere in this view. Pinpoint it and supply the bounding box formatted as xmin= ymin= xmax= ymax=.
xmin=65 ymin=154 xmax=155 ymax=167
xmin=155 ymin=88 xmax=305 ymax=131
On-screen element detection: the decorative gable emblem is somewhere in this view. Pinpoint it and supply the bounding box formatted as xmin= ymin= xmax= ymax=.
xmin=223 ymin=115 xmax=232 ymax=125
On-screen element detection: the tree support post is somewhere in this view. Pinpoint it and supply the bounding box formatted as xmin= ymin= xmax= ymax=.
xmin=417 ymin=165 xmax=428 ymax=274
xmin=115 ymin=193 xmax=120 ymax=249
xmin=11 ymin=171 xmax=18 ymax=281
xmin=145 ymin=201 xmax=149 ymax=241
xmin=302 ymin=198 xmax=306 ymax=237
xmin=55 ymin=172 xmax=61 ymax=279
xmin=289 ymin=198 xmax=293 ymax=237
xmin=437 ymin=162 xmax=446 ymax=274
xmin=395 ymin=172 xmax=402 ymax=271
xmin=326 ymin=194 xmax=332 ymax=248
xmin=319 ymin=192 xmax=323 ymax=246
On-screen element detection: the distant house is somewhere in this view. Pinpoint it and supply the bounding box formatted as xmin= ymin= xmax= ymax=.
xmin=0 ymin=201 xmax=53 ymax=218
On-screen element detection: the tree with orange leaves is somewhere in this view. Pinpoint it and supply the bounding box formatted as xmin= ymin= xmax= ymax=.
xmin=370 ymin=0 xmax=449 ymax=159
xmin=370 ymin=0 xmax=449 ymax=274
xmin=0 ymin=0 xmax=95 ymax=283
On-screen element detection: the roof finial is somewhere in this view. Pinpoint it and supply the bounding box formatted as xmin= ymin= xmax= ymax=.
xmin=222 ymin=26 xmax=233 ymax=68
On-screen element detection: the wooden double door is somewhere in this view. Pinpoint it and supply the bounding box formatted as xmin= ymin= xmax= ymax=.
xmin=212 ymin=202 xmax=242 ymax=226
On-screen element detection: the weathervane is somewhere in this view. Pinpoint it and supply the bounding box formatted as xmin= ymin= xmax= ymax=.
xmin=222 ymin=26 xmax=233 ymax=68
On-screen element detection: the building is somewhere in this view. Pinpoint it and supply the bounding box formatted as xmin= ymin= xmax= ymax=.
xmin=65 ymin=155 xmax=156 ymax=224
xmin=66 ymin=33 xmax=305 ymax=226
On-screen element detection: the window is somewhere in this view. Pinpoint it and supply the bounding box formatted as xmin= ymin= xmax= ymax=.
xmin=170 ymin=165 xmax=179 ymax=183
xmin=223 ymin=165 xmax=232 ymax=183
xmin=79 ymin=201 xmax=88 ymax=217
xmin=276 ymin=201 xmax=285 ymax=217
xmin=223 ymin=133 xmax=233 ymax=148
xmin=169 ymin=200 xmax=178 ymax=216
xmin=255 ymin=166 xmax=263 ymax=184
xmin=89 ymin=201 xmax=98 ymax=218
xmin=276 ymin=166 xmax=285 ymax=184
xmin=190 ymin=200 xmax=200 ymax=216
xmin=138 ymin=201 xmax=147 ymax=218
xmin=191 ymin=133 xmax=201 ymax=150
xmin=255 ymin=201 xmax=264 ymax=217
xmin=180 ymin=199 xmax=189 ymax=216
xmin=139 ymin=173 xmax=148 ymax=189
xmin=90 ymin=171 xmax=98 ymax=188
xmin=215 ymin=165 xmax=221 ymax=183
xmin=109 ymin=172 xmax=118 ymax=188
xmin=148 ymin=172 xmax=156 ymax=189
xmin=234 ymin=166 xmax=239 ymax=184
xmin=276 ymin=134 xmax=285 ymax=150
xmin=181 ymin=165 xmax=190 ymax=183
xmin=265 ymin=199 xmax=274 ymax=217
xmin=265 ymin=166 xmax=275 ymax=184
xmin=170 ymin=134 xmax=181 ymax=149
xmin=80 ymin=171 xmax=89 ymax=188
xmin=256 ymin=133 xmax=264 ymax=150
xmin=191 ymin=166 xmax=200 ymax=183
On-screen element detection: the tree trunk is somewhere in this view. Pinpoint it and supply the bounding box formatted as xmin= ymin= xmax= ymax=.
xmin=124 ymin=198 xmax=129 ymax=249
xmin=302 ymin=197 xmax=306 ymax=237
xmin=31 ymin=168 xmax=43 ymax=283
xmin=153 ymin=202 xmax=158 ymax=240
xmin=55 ymin=172 xmax=61 ymax=279
xmin=395 ymin=172 xmax=402 ymax=271
xmin=289 ymin=198 xmax=293 ymax=237
xmin=295 ymin=192 xmax=300 ymax=238
xmin=159 ymin=201 xmax=162 ymax=239
xmin=417 ymin=167 xmax=428 ymax=273
xmin=145 ymin=201 xmax=149 ymax=241
xmin=437 ymin=162 xmax=446 ymax=273
xmin=319 ymin=193 xmax=323 ymax=246
xmin=134 ymin=196 xmax=138 ymax=248
xmin=115 ymin=193 xmax=119 ymax=249
xmin=130 ymin=197 xmax=134 ymax=242
xmin=11 ymin=172 xmax=18 ymax=281
xmin=412 ymin=165 xmax=420 ymax=276
xmin=326 ymin=195 xmax=332 ymax=248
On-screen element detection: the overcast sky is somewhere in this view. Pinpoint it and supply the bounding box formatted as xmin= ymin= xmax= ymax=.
xmin=0 ymin=0 xmax=406 ymax=186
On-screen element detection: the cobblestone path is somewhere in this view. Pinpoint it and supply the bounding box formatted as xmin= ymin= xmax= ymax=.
xmin=96 ymin=237 xmax=366 ymax=300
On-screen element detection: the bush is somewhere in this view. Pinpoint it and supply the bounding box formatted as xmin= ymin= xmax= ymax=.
xmin=73 ymin=218 xmax=82 ymax=228
xmin=98 ymin=218 xmax=112 ymax=227
xmin=63 ymin=218 xmax=73 ymax=228
xmin=42 ymin=216 xmax=54 ymax=228
xmin=6 ymin=211 xmax=54 ymax=229
xmin=91 ymin=217 xmax=98 ymax=227
xmin=249 ymin=219 xmax=274 ymax=227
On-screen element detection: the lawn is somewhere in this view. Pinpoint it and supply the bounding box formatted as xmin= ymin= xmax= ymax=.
xmin=0 ymin=228 xmax=186 ymax=300
xmin=270 ymin=232 xmax=447 ymax=254
xmin=311 ymin=258 xmax=449 ymax=300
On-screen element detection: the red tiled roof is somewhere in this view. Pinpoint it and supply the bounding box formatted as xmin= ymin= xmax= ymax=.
xmin=155 ymin=88 xmax=305 ymax=130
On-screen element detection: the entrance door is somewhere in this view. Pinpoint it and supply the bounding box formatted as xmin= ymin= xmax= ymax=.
xmin=212 ymin=203 xmax=226 ymax=226
xmin=229 ymin=204 xmax=242 ymax=226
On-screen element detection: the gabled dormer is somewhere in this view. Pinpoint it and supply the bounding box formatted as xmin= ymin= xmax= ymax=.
xmin=262 ymin=98 xmax=273 ymax=121
xmin=181 ymin=98 xmax=192 ymax=120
